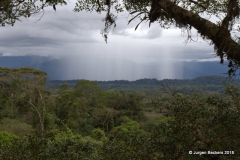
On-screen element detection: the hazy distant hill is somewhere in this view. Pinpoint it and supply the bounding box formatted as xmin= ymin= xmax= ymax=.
xmin=0 ymin=55 xmax=67 ymax=79
xmin=182 ymin=61 xmax=228 ymax=77
xmin=47 ymin=75 xmax=239 ymax=93
xmin=0 ymin=55 xmax=228 ymax=80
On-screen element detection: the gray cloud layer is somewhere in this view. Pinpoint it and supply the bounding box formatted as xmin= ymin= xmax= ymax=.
xmin=0 ymin=1 xmax=223 ymax=80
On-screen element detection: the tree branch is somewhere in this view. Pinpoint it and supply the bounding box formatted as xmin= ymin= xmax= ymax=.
xmin=188 ymin=0 xmax=208 ymax=11
xmin=154 ymin=0 xmax=240 ymax=65
xmin=29 ymin=98 xmax=44 ymax=136
xmin=221 ymin=0 xmax=240 ymax=30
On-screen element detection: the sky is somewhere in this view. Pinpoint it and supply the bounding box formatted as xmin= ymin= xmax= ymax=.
xmin=0 ymin=1 xmax=224 ymax=80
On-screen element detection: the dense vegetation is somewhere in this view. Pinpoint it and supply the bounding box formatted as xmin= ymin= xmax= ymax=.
xmin=0 ymin=68 xmax=239 ymax=159
xmin=47 ymin=75 xmax=240 ymax=93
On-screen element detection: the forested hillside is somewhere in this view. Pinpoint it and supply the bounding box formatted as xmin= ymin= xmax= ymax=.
xmin=48 ymin=75 xmax=240 ymax=93
xmin=0 ymin=68 xmax=239 ymax=159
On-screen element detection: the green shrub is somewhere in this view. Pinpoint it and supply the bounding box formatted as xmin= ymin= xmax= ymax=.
xmin=109 ymin=116 xmax=144 ymax=139
xmin=0 ymin=131 xmax=19 ymax=147
xmin=0 ymin=133 xmax=102 ymax=160
xmin=91 ymin=128 xmax=107 ymax=141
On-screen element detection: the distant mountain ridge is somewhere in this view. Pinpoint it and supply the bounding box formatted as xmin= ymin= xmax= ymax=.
xmin=0 ymin=55 xmax=229 ymax=80
xmin=0 ymin=55 xmax=66 ymax=79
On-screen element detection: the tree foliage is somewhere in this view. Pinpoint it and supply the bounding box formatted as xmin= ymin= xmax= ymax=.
xmin=0 ymin=67 xmax=48 ymax=136
xmin=0 ymin=0 xmax=67 ymax=26
xmin=100 ymin=86 xmax=240 ymax=159
xmin=0 ymin=133 xmax=102 ymax=160
xmin=0 ymin=118 xmax=33 ymax=137
xmin=108 ymin=116 xmax=144 ymax=139
xmin=0 ymin=131 xmax=19 ymax=147
xmin=1 ymin=72 xmax=240 ymax=159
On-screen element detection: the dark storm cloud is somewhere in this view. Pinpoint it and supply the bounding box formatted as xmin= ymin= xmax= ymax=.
xmin=169 ymin=47 xmax=216 ymax=61
xmin=37 ymin=10 xmax=105 ymax=31
xmin=0 ymin=7 xmax=106 ymax=56
xmin=0 ymin=36 xmax=59 ymax=47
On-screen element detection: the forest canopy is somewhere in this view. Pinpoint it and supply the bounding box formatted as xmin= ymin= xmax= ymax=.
xmin=0 ymin=67 xmax=239 ymax=159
